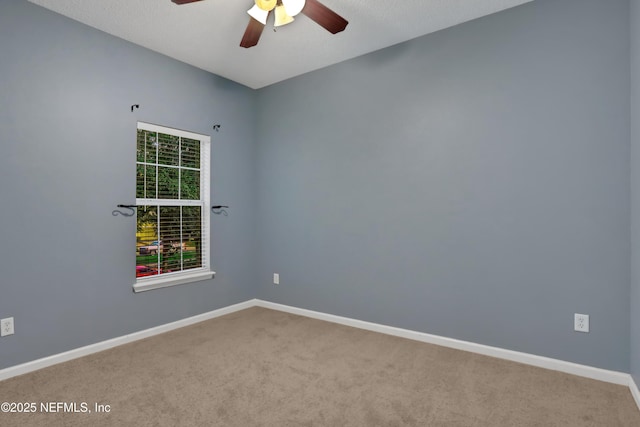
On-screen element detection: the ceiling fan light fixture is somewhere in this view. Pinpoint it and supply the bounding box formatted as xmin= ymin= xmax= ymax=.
xmin=274 ymin=5 xmax=295 ymax=27
xmin=282 ymin=0 xmax=305 ymax=17
xmin=247 ymin=4 xmax=269 ymax=25
xmin=255 ymin=0 xmax=277 ymax=12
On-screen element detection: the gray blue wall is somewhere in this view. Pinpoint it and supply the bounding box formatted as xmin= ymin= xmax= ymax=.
xmin=1 ymin=0 xmax=636 ymax=377
xmin=631 ymin=0 xmax=640 ymax=385
xmin=0 ymin=0 xmax=257 ymax=369
xmin=255 ymin=0 xmax=631 ymax=372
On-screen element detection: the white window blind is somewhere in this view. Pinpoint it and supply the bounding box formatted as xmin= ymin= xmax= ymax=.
xmin=134 ymin=122 xmax=212 ymax=292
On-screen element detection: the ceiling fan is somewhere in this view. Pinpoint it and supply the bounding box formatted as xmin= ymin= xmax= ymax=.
xmin=171 ymin=0 xmax=348 ymax=48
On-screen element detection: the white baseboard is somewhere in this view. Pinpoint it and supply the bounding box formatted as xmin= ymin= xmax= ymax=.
xmin=0 ymin=300 xmax=254 ymax=382
xmin=2 ymin=297 xmax=638 ymax=414
xmin=254 ymin=300 xmax=631 ymax=386
xmin=630 ymin=376 xmax=640 ymax=412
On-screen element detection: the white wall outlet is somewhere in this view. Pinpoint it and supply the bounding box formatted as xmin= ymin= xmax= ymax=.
xmin=1 ymin=317 xmax=14 ymax=337
xmin=273 ymin=273 xmax=279 ymax=285
xmin=574 ymin=313 xmax=589 ymax=333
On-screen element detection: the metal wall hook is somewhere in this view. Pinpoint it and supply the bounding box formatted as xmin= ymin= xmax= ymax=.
xmin=113 ymin=204 xmax=137 ymax=217
xmin=212 ymin=205 xmax=229 ymax=216
xmin=131 ymin=104 xmax=140 ymax=112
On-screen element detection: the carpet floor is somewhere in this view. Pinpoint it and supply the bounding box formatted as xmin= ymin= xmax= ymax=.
xmin=0 ymin=306 xmax=639 ymax=426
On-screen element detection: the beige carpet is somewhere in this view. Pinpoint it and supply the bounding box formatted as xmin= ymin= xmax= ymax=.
xmin=0 ymin=307 xmax=638 ymax=426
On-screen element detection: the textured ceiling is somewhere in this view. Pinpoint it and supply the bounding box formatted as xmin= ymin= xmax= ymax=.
xmin=28 ymin=0 xmax=533 ymax=89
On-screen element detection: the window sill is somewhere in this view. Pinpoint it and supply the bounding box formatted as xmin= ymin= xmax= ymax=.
xmin=133 ymin=270 xmax=215 ymax=293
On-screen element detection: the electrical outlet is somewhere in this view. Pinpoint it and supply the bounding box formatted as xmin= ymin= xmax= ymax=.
xmin=1 ymin=317 xmax=14 ymax=337
xmin=574 ymin=313 xmax=589 ymax=333
xmin=273 ymin=273 xmax=279 ymax=285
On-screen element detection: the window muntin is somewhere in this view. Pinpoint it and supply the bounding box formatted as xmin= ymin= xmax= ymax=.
xmin=134 ymin=122 xmax=212 ymax=292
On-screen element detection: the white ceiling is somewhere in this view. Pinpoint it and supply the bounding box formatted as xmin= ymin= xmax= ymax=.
xmin=28 ymin=0 xmax=533 ymax=89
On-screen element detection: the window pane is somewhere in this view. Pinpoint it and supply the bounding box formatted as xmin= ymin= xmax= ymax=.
xmin=145 ymin=132 xmax=157 ymax=164
xmin=159 ymin=206 xmax=182 ymax=273
xmin=181 ymin=138 xmax=200 ymax=169
xmin=136 ymin=206 xmax=159 ymax=277
xmin=182 ymin=206 xmax=202 ymax=270
xmin=180 ymin=169 xmax=200 ymax=200
xmin=145 ymin=165 xmax=157 ymax=199
xmin=157 ymin=166 xmax=178 ymax=199
xmin=136 ymin=164 xmax=157 ymax=199
xmin=158 ymin=133 xmax=179 ymax=166
xmin=136 ymin=130 xmax=146 ymax=163
xmin=136 ymin=165 xmax=145 ymax=198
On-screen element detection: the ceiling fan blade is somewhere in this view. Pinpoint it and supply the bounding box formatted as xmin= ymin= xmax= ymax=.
xmin=302 ymin=0 xmax=348 ymax=34
xmin=240 ymin=17 xmax=266 ymax=48
xmin=171 ymin=0 xmax=205 ymax=4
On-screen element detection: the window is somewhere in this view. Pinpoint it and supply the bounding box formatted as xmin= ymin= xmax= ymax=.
xmin=134 ymin=122 xmax=213 ymax=292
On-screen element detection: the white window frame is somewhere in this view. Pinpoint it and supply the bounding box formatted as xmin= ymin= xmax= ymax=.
xmin=134 ymin=122 xmax=214 ymax=292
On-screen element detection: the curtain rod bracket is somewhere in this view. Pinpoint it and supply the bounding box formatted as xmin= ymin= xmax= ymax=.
xmin=113 ymin=204 xmax=137 ymax=217
xmin=212 ymin=205 xmax=229 ymax=216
